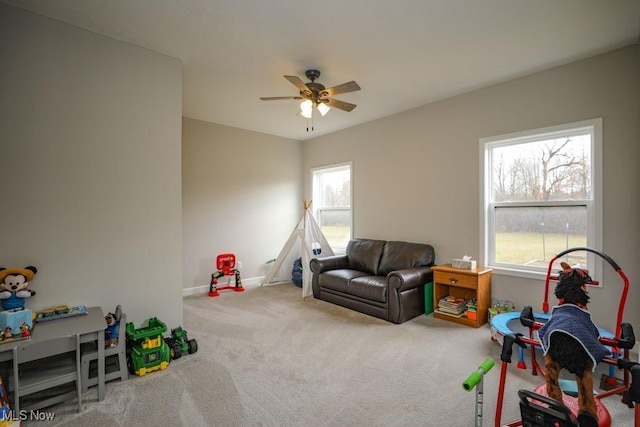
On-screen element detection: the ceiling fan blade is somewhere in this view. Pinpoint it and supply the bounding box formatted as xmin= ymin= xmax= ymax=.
xmin=322 ymin=81 xmax=361 ymax=97
xmin=284 ymin=75 xmax=311 ymax=94
xmin=260 ymin=96 xmax=303 ymax=101
xmin=324 ymin=98 xmax=357 ymax=112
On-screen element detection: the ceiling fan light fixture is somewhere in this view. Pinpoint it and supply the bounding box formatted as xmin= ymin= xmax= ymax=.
xmin=317 ymin=102 xmax=330 ymax=116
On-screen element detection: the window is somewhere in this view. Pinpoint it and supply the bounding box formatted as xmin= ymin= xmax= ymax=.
xmin=312 ymin=162 xmax=352 ymax=254
xmin=480 ymin=119 xmax=602 ymax=278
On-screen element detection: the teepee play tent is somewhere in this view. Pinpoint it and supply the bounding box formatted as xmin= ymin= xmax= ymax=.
xmin=262 ymin=200 xmax=334 ymax=298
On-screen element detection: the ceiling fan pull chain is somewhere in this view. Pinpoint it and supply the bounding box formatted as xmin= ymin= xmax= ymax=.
xmin=306 ymin=113 xmax=315 ymax=132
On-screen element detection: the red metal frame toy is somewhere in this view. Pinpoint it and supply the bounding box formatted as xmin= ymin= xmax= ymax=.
xmin=494 ymin=247 xmax=640 ymax=427
xmin=208 ymin=253 xmax=245 ymax=297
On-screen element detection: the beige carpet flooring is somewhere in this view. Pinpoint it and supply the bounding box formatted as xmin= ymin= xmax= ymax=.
xmin=21 ymin=283 xmax=637 ymax=426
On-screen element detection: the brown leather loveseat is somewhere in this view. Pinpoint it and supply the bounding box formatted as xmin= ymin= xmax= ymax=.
xmin=310 ymin=238 xmax=435 ymax=324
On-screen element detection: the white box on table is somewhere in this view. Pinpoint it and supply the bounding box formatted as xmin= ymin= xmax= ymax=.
xmin=452 ymin=259 xmax=477 ymax=270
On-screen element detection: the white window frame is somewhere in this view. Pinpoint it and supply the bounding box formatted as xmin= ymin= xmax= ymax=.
xmin=480 ymin=119 xmax=602 ymax=280
xmin=311 ymin=162 xmax=353 ymax=254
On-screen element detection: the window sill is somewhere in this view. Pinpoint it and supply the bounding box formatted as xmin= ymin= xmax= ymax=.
xmin=488 ymin=266 xmax=548 ymax=281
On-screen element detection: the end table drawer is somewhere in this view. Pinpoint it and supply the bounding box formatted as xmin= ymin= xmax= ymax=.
xmin=434 ymin=271 xmax=477 ymax=289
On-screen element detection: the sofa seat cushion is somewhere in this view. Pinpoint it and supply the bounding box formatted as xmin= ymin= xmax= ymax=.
xmin=319 ymin=269 xmax=370 ymax=293
xmin=349 ymin=276 xmax=387 ymax=303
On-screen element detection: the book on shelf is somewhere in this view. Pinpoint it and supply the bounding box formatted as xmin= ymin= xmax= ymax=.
xmin=437 ymin=295 xmax=467 ymax=315
xmin=437 ymin=305 xmax=465 ymax=314
xmin=435 ymin=309 xmax=466 ymax=318
xmin=438 ymin=297 xmax=466 ymax=306
xmin=440 ymin=295 xmax=466 ymax=304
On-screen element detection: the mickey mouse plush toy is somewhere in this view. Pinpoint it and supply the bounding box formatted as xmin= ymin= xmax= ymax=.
xmin=0 ymin=266 xmax=37 ymax=311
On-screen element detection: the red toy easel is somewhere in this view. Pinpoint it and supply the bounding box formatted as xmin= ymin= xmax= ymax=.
xmin=208 ymin=253 xmax=244 ymax=297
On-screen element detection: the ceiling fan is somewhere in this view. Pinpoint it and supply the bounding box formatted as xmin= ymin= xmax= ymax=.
xmin=260 ymin=69 xmax=361 ymax=119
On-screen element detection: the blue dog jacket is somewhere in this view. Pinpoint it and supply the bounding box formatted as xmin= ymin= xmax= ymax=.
xmin=537 ymin=304 xmax=610 ymax=371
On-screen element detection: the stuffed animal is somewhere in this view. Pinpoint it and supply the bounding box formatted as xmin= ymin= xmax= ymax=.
xmin=536 ymin=262 xmax=609 ymax=427
xmin=104 ymin=305 xmax=122 ymax=348
xmin=0 ymin=266 xmax=37 ymax=311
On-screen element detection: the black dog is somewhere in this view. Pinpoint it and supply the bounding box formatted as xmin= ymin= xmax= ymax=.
xmin=537 ymin=262 xmax=609 ymax=427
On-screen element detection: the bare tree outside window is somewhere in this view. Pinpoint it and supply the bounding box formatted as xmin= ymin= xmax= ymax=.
xmin=491 ymin=136 xmax=591 ymax=203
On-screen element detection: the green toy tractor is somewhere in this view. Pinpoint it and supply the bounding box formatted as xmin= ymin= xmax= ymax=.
xmin=126 ymin=317 xmax=171 ymax=376
xmin=164 ymin=326 xmax=198 ymax=360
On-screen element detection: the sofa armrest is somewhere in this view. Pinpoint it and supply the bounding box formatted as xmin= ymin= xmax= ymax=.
xmin=387 ymin=266 xmax=434 ymax=293
xmin=311 ymin=255 xmax=350 ymax=298
xmin=310 ymin=255 xmax=350 ymax=274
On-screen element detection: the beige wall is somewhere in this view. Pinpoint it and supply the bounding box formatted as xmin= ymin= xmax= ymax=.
xmin=182 ymin=118 xmax=302 ymax=293
xmin=303 ymin=45 xmax=640 ymax=332
xmin=0 ymin=4 xmax=184 ymax=328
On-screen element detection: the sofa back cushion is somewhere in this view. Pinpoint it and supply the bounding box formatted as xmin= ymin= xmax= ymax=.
xmin=346 ymin=239 xmax=386 ymax=275
xmin=378 ymin=241 xmax=435 ymax=276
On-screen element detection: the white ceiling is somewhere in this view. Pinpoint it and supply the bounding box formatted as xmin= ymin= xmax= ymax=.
xmin=4 ymin=1 xmax=639 ymax=141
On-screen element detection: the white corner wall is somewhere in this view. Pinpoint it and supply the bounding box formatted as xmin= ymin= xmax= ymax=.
xmin=0 ymin=4 xmax=184 ymax=328
xmin=182 ymin=118 xmax=302 ymax=294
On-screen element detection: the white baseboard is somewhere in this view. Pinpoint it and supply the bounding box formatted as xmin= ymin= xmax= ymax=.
xmin=182 ymin=276 xmax=264 ymax=297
